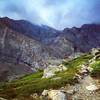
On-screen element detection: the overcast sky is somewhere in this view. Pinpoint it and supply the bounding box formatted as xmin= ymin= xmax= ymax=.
xmin=0 ymin=0 xmax=100 ymax=29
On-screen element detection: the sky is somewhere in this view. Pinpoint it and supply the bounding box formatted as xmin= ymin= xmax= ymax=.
xmin=0 ymin=0 xmax=100 ymax=29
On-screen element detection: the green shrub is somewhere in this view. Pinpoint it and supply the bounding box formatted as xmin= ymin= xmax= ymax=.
xmin=90 ymin=61 xmax=100 ymax=78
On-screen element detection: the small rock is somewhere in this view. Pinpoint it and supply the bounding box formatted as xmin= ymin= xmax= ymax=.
xmin=91 ymin=48 xmax=100 ymax=56
xmin=75 ymin=74 xmax=82 ymax=79
xmin=66 ymin=89 xmax=75 ymax=95
xmin=86 ymin=84 xmax=98 ymax=91
xmin=31 ymin=93 xmax=38 ymax=99
xmin=42 ymin=90 xmax=49 ymax=96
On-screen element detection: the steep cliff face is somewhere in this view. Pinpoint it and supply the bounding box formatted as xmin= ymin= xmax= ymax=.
xmin=0 ymin=27 xmax=47 ymax=80
xmin=49 ymin=36 xmax=75 ymax=58
xmin=63 ymin=24 xmax=100 ymax=52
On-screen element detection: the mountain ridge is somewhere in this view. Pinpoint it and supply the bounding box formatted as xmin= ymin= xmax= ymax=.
xmin=0 ymin=17 xmax=100 ymax=81
xmin=0 ymin=17 xmax=74 ymax=81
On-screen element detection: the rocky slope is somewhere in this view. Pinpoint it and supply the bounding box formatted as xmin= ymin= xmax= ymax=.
xmin=0 ymin=26 xmax=49 ymax=81
xmin=0 ymin=17 xmax=100 ymax=81
xmin=0 ymin=48 xmax=99 ymax=100
xmin=0 ymin=17 xmax=74 ymax=81
xmin=0 ymin=17 xmax=60 ymax=43
xmin=63 ymin=24 xmax=100 ymax=52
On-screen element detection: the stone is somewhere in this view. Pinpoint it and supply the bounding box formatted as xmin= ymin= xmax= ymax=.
xmin=30 ymin=93 xmax=39 ymax=99
xmin=42 ymin=71 xmax=55 ymax=78
xmin=48 ymin=90 xmax=67 ymax=100
xmin=68 ymin=52 xmax=83 ymax=60
xmin=91 ymin=48 xmax=100 ymax=56
xmin=0 ymin=97 xmax=7 ymax=100
xmin=59 ymin=64 xmax=67 ymax=71
xmin=75 ymin=74 xmax=82 ymax=79
xmin=86 ymin=84 xmax=98 ymax=91
xmin=66 ymin=89 xmax=75 ymax=95
xmin=79 ymin=64 xmax=91 ymax=76
xmin=87 ymin=67 xmax=93 ymax=72
xmin=42 ymin=90 xmax=49 ymax=96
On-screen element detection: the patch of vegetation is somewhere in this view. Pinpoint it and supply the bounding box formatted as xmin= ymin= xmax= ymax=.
xmin=90 ymin=61 xmax=100 ymax=78
xmin=0 ymin=54 xmax=92 ymax=99
xmin=63 ymin=54 xmax=92 ymax=67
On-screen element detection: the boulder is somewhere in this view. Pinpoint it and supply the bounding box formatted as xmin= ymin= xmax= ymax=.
xmin=48 ymin=90 xmax=67 ymax=100
xmin=41 ymin=89 xmax=67 ymax=100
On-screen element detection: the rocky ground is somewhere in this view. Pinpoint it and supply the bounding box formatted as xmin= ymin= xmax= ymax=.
xmin=41 ymin=65 xmax=100 ymax=100
xmin=0 ymin=48 xmax=100 ymax=100
xmin=40 ymin=48 xmax=100 ymax=100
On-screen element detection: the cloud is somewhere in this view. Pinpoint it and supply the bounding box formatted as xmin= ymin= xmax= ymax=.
xmin=0 ymin=0 xmax=100 ymax=29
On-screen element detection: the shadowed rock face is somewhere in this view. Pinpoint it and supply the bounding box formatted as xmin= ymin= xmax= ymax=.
xmin=0 ymin=27 xmax=49 ymax=80
xmin=63 ymin=24 xmax=100 ymax=52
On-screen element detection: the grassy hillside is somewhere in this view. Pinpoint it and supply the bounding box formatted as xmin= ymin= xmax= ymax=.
xmin=0 ymin=54 xmax=94 ymax=99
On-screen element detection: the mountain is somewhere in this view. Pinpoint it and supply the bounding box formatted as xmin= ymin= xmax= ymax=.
xmin=0 ymin=17 xmax=60 ymax=43
xmin=0 ymin=17 xmax=74 ymax=81
xmin=63 ymin=24 xmax=100 ymax=52
xmin=0 ymin=17 xmax=100 ymax=100
xmin=0 ymin=48 xmax=99 ymax=100
xmin=0 ymin=17 xmax=100 ymax=81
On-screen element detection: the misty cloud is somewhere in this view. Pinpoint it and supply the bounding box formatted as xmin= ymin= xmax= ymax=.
xmin=0 ymin=0 xmax=100 ymax=29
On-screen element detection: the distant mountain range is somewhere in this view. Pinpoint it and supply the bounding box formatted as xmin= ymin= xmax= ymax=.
xmin=0 ymin=17 xmax=100 ymax=81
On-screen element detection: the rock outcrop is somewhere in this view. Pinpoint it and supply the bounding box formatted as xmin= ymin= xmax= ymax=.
xmin=42 ymin=90 xmax=67 ymax=100
xmin=42 ymin=64 xmax=67 ymax=78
